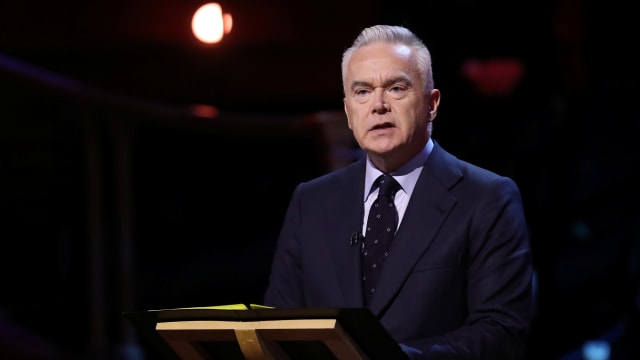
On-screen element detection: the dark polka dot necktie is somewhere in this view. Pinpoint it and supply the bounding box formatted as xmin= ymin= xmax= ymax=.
xmin=362 ymin=174 xmax=400 ymax=305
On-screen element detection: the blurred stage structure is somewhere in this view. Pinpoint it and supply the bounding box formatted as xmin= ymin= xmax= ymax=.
xmin=0 ymin=51 xmax=359 ymax=359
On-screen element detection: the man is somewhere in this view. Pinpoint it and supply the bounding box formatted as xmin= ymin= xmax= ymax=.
xmin=264 ymin=24 xmax=533 ymax=359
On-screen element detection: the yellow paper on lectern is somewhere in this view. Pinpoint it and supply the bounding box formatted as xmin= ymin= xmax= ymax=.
xmin=196 ymin=304 xmax=249 ymax=310
xmin=152 ymin=303 xmax=273 ymax=312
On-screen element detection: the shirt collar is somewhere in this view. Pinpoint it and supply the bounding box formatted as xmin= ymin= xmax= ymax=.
xmin=364 ymin=138 xmax=433 ymax=201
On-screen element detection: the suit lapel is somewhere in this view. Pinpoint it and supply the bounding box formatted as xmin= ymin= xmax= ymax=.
xmin=369 ymin=144 xmax=462 ymax=314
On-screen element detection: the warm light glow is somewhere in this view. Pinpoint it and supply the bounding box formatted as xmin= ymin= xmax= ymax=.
xmin=192 ymin=3 xmax=233 ymax=44
xmin=223 ymin=13 xmax=233 ymax=34
xmin=188 ymin=104 xmax=219 ymax=118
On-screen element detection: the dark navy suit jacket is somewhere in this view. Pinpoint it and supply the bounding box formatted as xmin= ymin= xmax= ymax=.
xmin=264 ymin=140 xmax=533 ymax=359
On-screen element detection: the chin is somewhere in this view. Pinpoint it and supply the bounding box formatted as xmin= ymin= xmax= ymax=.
xmin=367 ymin=142 xmax=400 ymax=156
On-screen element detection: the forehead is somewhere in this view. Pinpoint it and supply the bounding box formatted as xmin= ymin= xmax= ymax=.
xmin=347 ymin=42 xmax=417 ymax=78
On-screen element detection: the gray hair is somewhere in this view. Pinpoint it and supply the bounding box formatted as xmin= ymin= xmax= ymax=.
xmin=341 ymin=25 xmax=434 ymax=94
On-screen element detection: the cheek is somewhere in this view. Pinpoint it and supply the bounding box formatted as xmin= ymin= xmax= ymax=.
xmin=346 ymin=118 xmax=354 ymax=130
xmin=345 ymin=106 xmax=366 ymax=129
xmin=350 ymin=121 xmax=365 ymax=137
xmin=349 ymin=120 xmax=369 ymax=143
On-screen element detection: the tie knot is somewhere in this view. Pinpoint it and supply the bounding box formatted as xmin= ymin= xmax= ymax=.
xmin=377 ymin=174 xmax=400 ymax=199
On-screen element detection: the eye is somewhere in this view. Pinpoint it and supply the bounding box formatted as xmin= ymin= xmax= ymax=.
xmin=387 ymin=85 xmax=408 ymax=99
xmin=353 ymin=88 xmax=372 ymax=103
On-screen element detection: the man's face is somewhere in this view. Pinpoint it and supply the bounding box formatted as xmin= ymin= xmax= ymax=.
xmin=343 ymin=42 xmax=436 ymax=171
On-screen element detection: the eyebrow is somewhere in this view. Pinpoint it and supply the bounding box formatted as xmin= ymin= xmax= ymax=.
xmin=349 ymin=76 xmax=413 ymax=92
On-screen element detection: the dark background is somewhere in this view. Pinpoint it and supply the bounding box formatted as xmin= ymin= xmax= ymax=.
xmin=1 ymin=0 xmax=639 ymax=359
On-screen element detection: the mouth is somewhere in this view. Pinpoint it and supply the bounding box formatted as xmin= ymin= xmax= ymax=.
xmin=370 ymin=122 xmax=394 ymax=131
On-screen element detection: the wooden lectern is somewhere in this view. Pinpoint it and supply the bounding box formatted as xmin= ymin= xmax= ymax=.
xmin=124 ymin=306 xmax=409 ymax=360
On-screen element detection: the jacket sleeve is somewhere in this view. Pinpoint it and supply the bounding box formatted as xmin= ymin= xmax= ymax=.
xmin=263 ymin=183 xmax=306 ymax=307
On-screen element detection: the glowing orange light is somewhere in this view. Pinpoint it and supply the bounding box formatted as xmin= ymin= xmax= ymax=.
xmin=189 ymin=104 xmax=219 ymax=118
xmin=223 ymin=13 xmax=233 ymax=34
xmin=192 ymin=3 xmax=232 ymax=44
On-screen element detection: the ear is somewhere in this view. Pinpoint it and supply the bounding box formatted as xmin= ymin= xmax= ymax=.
xmin=427 ymin=89 xmax=441 ymax=121
xmin=344 ymin=98 xmax=354 ymax=130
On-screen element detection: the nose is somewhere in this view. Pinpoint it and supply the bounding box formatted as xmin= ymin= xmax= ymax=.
xmin=371 ymin=88 xmax=389 ymax=114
